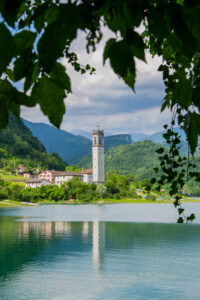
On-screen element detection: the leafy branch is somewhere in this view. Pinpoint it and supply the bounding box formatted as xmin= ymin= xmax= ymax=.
xmin=151 ymin=111 xmax=197 ymax=223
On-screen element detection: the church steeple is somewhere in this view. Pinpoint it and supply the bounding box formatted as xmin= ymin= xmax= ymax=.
xmin=92 ymin=126 xmax=105 ymax=184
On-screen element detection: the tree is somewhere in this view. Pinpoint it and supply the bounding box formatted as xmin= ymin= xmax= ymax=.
xmin=142 ymin=179 xmax=152 ymax=195
xmin=65 ymin=165 xmax=81 ymax=173
xmin=96 ymin=184 xmax=107 ymax=198
xmin=0 ymin=1 xmax=198 ymax=149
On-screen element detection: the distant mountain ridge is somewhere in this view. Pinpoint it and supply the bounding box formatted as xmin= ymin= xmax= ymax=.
xmin=23 ymin=120 xmax=133 ymax=164
xmin=23 ymin=120 xmax=92 ymax=164
xmin=105 ymin=134 xmax=132 ymax=149
xmin=71 ymin=129 xmax=148 ymax=142
xmin=140 ymin=127 xmax=186 ymax=144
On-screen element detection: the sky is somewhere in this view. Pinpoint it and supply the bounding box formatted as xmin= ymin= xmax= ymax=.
xmin=21 ymin=28 xmax=172 ymax=135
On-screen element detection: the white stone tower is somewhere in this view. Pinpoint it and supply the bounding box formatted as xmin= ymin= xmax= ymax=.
xmin=92 ymin=127 xmax=105 ymax=184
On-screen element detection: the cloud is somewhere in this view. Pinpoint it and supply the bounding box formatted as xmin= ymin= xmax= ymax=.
xmin=60 ymin=106 xmax=171 ymax=135
xmin=21 ymin=27 xmax=170 ymax=134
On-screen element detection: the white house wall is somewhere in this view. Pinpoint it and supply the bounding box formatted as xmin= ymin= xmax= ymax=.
xmin=92 ymin=146 xmax=104 ymax=184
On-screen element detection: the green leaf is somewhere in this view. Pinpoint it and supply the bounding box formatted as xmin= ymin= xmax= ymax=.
xmin=123 ymin=68 xmax=136 ymax=91
xmin=9 ymin=101 xmax=20 ymax=118
xmin=24 ymin=63 xmax=40 ymax=92
xmin=104 ymin=40 xmax=135 ymax=89
xmin=38 ymin=4 xmax=84 ymax=72
xmin=0 ymin=79 xmax=36 ymax=129
xmin=34 ymin=3 xmax=49 ymax=32
xmin=0 ymin=79 xmax=35 ymax=107
xmin=123 ymin=1 xmax=143 ymax=28
xmin=0 ymin=95 xmax=9 ymax=129
xmin=44 ymin=6 xmax=60 ymax=24
xmin=187 ymin=213 xmax=195 ymax=222
xmin=186 ymin=112 xmax=200 ymax=155
xmin=127 ymin=30 xmax=146 ymax=62
xmin=0 ymin=0 xmax=24 ymax=26
xmin=106 ymin=14 xmax=124 ymax=34
xmin=14 ymin=31 xmax=36 ymax=54
xmin=151 ymin=178 xmax=156 ymax=184
xmin=155 ymin=148 xmax=164 ymax=154
xmin=177 ymin=217 xmax=184 ymax=223
xmin=13 ymin=49 xmax=33 ymax=81
xmin=105 ymin=41 xmax=128 ymax=76
xmin=50 ymin=63 xmax=71 ymax=92
xmin=178 ymin=208 xmax=184 ymax=215
xmin=38 ymin=21 xmax=66 ymax=72
xmin=175 ymin=72 xmax=192 ymax=109
xmin=0 ymin=23 xmax=15 ymax=75
xmin=31 ymin=76 xmax=65 ymax=128
xmin=148 ymin=8 xmax=169 ymax=40
xmin=103 ymin=38 xmax=116 ymax=64
xmin=163 ymin=46 xmax=173 ymax=61
xmin=0 ymin=1 xmax=5 ymax=14
xmin=173 ymin=200 xmax=179 ymax=208
xmin=153 ymin=168 xmax=159 ymax=173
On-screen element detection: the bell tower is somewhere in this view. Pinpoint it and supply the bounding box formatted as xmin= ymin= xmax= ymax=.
xmin=92 ymin=126 xmax=105 ymax=184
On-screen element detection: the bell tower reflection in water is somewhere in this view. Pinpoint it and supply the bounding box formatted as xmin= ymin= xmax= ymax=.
xmin=92 ymin=221 xmax=105 ymax=270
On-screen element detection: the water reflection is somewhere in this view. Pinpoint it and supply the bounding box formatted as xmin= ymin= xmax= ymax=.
xmin=92 ymin=221 xmax=105 ymax=270
xmin=1 ymin=219 xmax=200 ymax=299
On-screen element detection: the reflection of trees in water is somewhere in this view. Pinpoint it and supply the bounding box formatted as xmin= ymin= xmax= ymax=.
xmin=0 ymin=220 xmax=52 ymax=279
xmin=1 ymin=220 xmax=200 ymax=280
xmin=0 ymin=221 xmax=92 ymax=279
xmin=105 ymin=223 xmax=200 ymax=250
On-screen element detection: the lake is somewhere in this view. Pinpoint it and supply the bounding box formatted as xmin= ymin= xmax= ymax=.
xmin=0 ymin=203 xmax=200 ymax=300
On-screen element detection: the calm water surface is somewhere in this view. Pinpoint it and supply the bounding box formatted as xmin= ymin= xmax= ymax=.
xmin=0 ymin=204 xmax=200 ymax=300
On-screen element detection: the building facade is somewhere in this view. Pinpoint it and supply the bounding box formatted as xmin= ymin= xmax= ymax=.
xmin=55 ymin=172 xmax=83 ymax=187
xmin=25 ymin=179 xmax=52 ymax=188
xmin=79 ymin=169 xmax=93 ymax=184
xmin=38 ymin=170 xmax=60 ymax=182
xmin=92 ymin=128 xmax=105 ymax=184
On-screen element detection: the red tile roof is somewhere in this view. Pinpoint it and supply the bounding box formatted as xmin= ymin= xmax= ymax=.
xmin=54 ymin=172 xmax=82 ymax=177
xmin=79 ymin=169 xmax=93 ymax=174
xmin=40 ymin=170 xmax=61 ymax=174
xmin=25 ymin=178 xmax=50 ymax=183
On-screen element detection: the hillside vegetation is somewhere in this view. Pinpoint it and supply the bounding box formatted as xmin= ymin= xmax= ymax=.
xmin=0 ymin=115 xmax=66 ymax=171
xmin=78 ymin=140 xmax=160 ymax=180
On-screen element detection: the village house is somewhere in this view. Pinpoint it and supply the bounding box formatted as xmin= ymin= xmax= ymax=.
xmin=14 ymin=164 xmax=26 ymax=174
xmin=18 ymin=170 xmax=34 ymax=178
xmin=55 ymin=172 xmax=83 ymax=187
xmin=25 ymin=178 xmax=52 ymax=188
xmin=79 ymin=169 xmax=93 ymax=184
xmin=38 ymin=170 xmax=60 ymax=182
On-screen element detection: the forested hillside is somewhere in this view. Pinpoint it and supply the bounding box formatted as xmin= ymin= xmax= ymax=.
xmin=0 ymin=115 xmax=66 ymax=170
xmin=78 ymin=140 xmax=161 ymax=179
xmin=104 ymin=134 xmax=132 ymax=149
xmin=141 ymin=128 xmax=200 ymax=157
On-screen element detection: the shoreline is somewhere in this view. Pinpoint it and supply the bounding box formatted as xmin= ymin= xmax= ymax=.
xmin=1 ymin=197 xmax=200 ymax=207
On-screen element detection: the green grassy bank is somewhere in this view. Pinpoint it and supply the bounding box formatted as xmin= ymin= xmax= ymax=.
xmin=1 ymin=197 xmax=199 ymax=208
xmin=0 ymin=200 xmax=38 ymax=207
